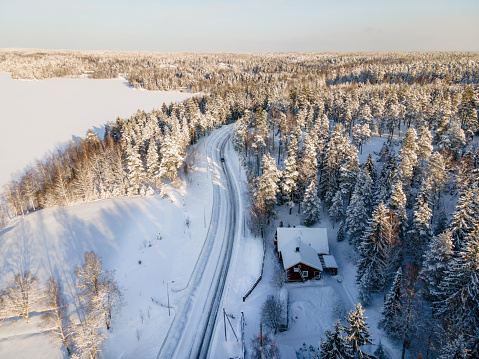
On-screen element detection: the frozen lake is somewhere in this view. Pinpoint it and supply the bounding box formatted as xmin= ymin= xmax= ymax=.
xmin=0 ymin=72 xmax=194 ymax=187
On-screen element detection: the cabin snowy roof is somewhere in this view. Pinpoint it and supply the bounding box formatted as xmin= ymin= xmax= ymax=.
xmin=322 ymin=254 xmax=338 ymax=269
xmin=281 ymin=240 xmax=323 ymax=272
xmin=277 ymin=227 xmax=329 ymax=255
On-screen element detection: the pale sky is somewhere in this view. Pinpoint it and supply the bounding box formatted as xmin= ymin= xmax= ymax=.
xmin=0 ymin=0 xmax=478 ymax=52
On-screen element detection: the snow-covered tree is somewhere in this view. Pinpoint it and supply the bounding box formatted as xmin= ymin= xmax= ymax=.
xmin=458 ymin=86 xmax=478 ymax=138
xmin=2 ymin=270 xmax=42 ymax=323
xmin=357 ymin=202 xmax=399 ymax=295
xmin=281 ymin=152 xmax=299 ymax=214
xmin=126 ymin=142 xmax=144 ymax=195
xmin=75 ymin=251 xmax=123 ymax=330
xmin=329 ymin=190 xmax=344 ymax=227
xmin=420 ymin=231 xmax=454 ymax=301
xmin=302 ymin=180 xmax=321 ymax=226
xmin=260 ymin=295 xmax=285 ymax=335
xmin=319 ymin=320 xmax=351 ymax=359
xmin=398 ymin=128 xmax=418 ymax=188
xmin=449 ymin=186 xmax=476 ymax=247
xmin=254 ymin=153 xmax=281 ymax=218
xmin=71 ymin=306 xmax=105 ymax=359
xmin=41 ymin=276 xmax=72 ymax=355
xmin=436 ymin=226 xmax=479 ymax=337
xmin=345 ymin=191 xmax=368 ymax=249
xmin=380 ymin=267 xmax=403 ymax=338
xmin=159 ymin=134 xmax=184 ymax=181
xmin=345 ymin=303 xmax=372 ymax=358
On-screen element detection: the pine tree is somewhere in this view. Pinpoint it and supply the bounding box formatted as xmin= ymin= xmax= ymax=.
xmin=319 ymin=320 xmax=351 ymax=359
xmin=345 ymin=303 xmax=372 ymax=358
xmin=302 ymin=180 xmax=321 ymax=226
xmin=380 ymin=267 xmax=403 ymax=338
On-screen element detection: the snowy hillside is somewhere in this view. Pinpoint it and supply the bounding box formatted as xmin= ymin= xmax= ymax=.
xmin=0 ymin=134 xmax=213 ymax=358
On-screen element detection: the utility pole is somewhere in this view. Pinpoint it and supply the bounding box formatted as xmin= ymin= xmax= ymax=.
xmin=223 ymin=308 xmax=227 ymax=341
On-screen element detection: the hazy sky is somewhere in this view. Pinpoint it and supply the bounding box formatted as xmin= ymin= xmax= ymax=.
xmin=1 ymin=0 xmax=478 ymax=52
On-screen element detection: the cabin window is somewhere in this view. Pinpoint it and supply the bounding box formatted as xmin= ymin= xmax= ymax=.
xmin=302 ymin=271 xmax=308 ymax=278
xmin=293 ymin=267 xmax=300 ymax=273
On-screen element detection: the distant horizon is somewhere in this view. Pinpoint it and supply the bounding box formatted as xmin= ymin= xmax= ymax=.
xmin=1 ymin=0 xmax=478 ymax=52
xmin=2 ymin=47 xmax=478 ymax=54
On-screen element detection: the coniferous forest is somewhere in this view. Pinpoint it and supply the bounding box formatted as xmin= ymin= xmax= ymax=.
xmin=1 ymin=50 xmax=478 ymax=357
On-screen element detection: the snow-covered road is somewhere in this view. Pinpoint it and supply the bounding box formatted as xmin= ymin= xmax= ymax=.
xmin=157 ymin=124 xmax=242 ymax=358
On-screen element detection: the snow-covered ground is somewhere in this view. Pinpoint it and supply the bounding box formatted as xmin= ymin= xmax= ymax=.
xmin=0 ymin=72 xmax=194 ymax=187
xmin=0 ymin=71 xmax=406 ymax=358
xmin=0 ymin=132 xmax=214 ymax=358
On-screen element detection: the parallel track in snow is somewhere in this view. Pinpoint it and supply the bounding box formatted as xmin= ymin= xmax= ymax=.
xmin=157 ymin=125 xmax=239 ymax=359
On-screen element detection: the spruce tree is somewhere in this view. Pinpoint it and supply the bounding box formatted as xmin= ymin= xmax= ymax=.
xmin=345 ymin=303 xmax=372 ymax=358
xmin=345 ymin=191 xmax=368 ymax=249
xmin=420 ymin=231 xmax=454 ymax=301
xmin=302 ymin=180 xmax=321 ymax=226
xmin=329 ymin=190 xmax=344 ymax=227
xmin=380 ymin=267 xmax=404 ymax=338
xmin=357 ymin=202 xmax=396 ymax=294
xmin=436 ymin=226 xmax=479 ymax=337
xmin=319 ymin=320 xmax=351 ymax=359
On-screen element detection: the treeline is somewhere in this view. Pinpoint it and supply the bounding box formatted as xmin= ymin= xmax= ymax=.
xmin=1 ymin=50 xmax=478 ymax=95
xmin=0 ymin=95 xmax=229 ymax=225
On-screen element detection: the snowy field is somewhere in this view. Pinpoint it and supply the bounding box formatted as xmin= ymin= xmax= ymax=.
xmin=0 ymin=72 xmax=194 ymax=187
xmin=0 ymin=134 xmax=214 ymax=358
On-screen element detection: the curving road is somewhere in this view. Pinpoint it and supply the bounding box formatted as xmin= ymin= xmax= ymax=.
xmin=157 ymin=124 xmax=240 ymax=359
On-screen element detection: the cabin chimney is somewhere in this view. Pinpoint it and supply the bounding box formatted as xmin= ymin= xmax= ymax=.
xmin=295 ymin=246 xmax=300 ymax=252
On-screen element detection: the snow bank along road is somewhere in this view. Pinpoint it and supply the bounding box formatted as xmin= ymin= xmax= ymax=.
xmin=157 ymin=125 xmax=240 ymax=358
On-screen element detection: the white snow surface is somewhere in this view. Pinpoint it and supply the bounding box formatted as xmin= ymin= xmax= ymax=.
xmin=0 ymin=91 xmax=404 ymax=359
xmin=0 ymin=132 xmax=214 ymax=358
xmin=0 ymin=72 xmax=194 ymax=187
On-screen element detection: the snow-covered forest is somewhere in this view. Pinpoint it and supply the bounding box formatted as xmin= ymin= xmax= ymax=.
xmin=1 ymin=49 xmax=479 ymax=358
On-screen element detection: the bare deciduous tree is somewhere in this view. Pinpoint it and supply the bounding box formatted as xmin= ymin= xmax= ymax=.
xmin=41 ymin=276 xmax=73 ymax=355
xmin=75 ymin=251 xmax=123 ymax=330
xmin=2 ymin=270 xmax=42 ymax=322
xmin=250 ymin=331 xmax=281 ymax=359
xmin=260 ymin=295 xmax=285 ymax=335
xmin=71 ymin=307 xmax=105 ymax=359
